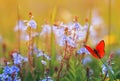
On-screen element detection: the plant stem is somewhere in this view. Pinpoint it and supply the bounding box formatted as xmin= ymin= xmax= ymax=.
xmin=102 ymin=71 xmax=108 ymax=81
xmin=56 ymin=41 xmax=67 ymax=81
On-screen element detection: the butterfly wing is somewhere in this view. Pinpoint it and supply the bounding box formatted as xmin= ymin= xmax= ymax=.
xmin=85 ymin=45 xmax=100 ymax=59
xmin=95 ymin=40 xmax=105 ymax=59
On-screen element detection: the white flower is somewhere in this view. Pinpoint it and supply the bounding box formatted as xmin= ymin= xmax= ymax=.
xmin=82 ymin=56 xmax=92 ymax=65
xmin=77 ymin=47 xmax=90 ymax=54
xmin=24 ymin=35 xmax=30 ymax=41
xmin=41 ymin=60 xmax=47 ymax=65
xmin=7 ymin=62 xmax=11 ymax=65
xmin=40 ymin=24 xmax=51 ymax=36
xmin=16 ymin=78 xmax=21 ymax=81
xmin=66 ymin=37 xmax=76 ymax=47
xmin=76 ymin=28 xmax=87 ymax=41
xmin=23 ymin=57 xmax=28 ymax=62
xmin=27 ymin=19 xmax=37 ymax=29
xmin=57 ymin=35 xmax=67 ymax=47
xmin=73 ymin=22 xmax=82 ymax=30
xmin=36 ymin=51 xmax=44 ymax=57
xmin=44 ymin=54 xmax=51 ymax=60
xmin=14 ymin=20 xmax=27 ymax=31
xmin=102 ymin=64 xmax=114 ymax=77
xmin=41 ymin=76 xmax=53 ymax=81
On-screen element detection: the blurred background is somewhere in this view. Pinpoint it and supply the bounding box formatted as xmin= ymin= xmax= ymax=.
xmin=0 ymin=0 xmax=120 ymax=55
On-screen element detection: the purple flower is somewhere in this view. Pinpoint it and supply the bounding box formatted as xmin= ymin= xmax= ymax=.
xmin=13 ymin=55 xmax=23 ymax=65
xmin=27 ymin=19 xmax=37 ymax=29
xmin=67 ymin=37 xmax=76 ymax=47
xmin=0 ymin=65 xmax=20 ymax=81
xmin=23 ymin=57 xmax=28 ymax=62
xmin=41 ymin=76 xmax=53 ymax=81
xmin=82 ymin=56 xmax=92 ymax=65
xmin=14 ymin=20 xmax=26 ymax=31
xmin=41 ymin=60 xmax=47 ymax=65
xmin=102 ymin=64 xmax=114 ymax=77
xmin=77 ymin=47 xmax=90 ymax=54
xmin=6 ymin=76 xmax=12 ymax=81
xmin=74 ymin=22 xmax=81 ymax=30
xmin=0 ymin=73 xmax=9 ymax=80
xmin=12 ymin=53 xmax=28 ymax=65
xmin=11 ymin=66 xmax=20 ymax=74
xmin=40 ymin=24 xmax=51 ymax=36
xmin=3 ymin=66 xmax=11 ymax=74
xmin=36 ymin=51 xmax=44 ymax=57
xmin=44 ymin=54 xmax=51 ymax=60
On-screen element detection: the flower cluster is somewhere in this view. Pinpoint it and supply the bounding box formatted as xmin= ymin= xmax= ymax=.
xmin=40 ymin=18 xmax=88 ymax=48
xmin=0 ymin=65 xmax=20 ymax=81
xmin=11 ymin=52 xmax=28 ymax=65
xmin=36 ymin=50 xmax=51 ymax=65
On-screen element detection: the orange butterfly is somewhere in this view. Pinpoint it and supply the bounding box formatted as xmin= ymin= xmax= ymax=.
xmin=84 ymin=40 xmax=105 ymax=59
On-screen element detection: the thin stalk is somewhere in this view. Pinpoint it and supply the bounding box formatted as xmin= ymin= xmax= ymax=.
xmin=56 ymin=41 xmax=67 ymax=81
xmin=108 ymin=0 xmax=111 ymax=50
xmin=102 ymin=71 xmax=108 ymax=81
xmin=84 ymin=9 xmax=92 ymax=44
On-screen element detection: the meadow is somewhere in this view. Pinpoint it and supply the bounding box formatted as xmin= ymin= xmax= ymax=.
xmin=0 ymin=0 xmax=120 ymax=81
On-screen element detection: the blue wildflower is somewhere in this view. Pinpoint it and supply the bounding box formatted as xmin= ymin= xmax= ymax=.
xmin=12 ymin=53 xmax=28 ymax=65
xmin=14 ymin=20 xmax=27 ymax=31
xmin=66 ymin=37 xmax=76 ymax=47
xmin=27 ymin=19 xmax=37 ymax=29
xmin=77 ymin=47 xmax=90 ymax=54
xmin=3 ymin=66 xmax=11 ymax=74
xmin=11 ymin=66 xmax=20 ymax=74
xmin=6 ymin=76 xmax=12 ymax=81
xmin=102 ymin=64 xmax=114 ymax=77
xmin=41 ymin=77 xmax=53 ymax=81
xmin=82 ymin=56 xmax=92 ymax=65
xmin=0 ymin=73 xmax=9 ymax=80
xmin=23 ymin=57 xmax=28 ymax=62
xmin=36 ymin=51 xmax=44 ymax=57
xmin=74 ymin=23 xmax=81 ymax=30
xmin=41 ymin=60 xmax=47 ymax=66
xmin=40 ymin=24 xmax=51 ymax=36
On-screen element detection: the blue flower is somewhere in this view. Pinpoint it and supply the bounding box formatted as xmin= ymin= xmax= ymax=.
xmin=14 ymin=20 xmax=27 ymax=31
xmin=40 ymin=24 xmax=51 ymax=36
xmin=82 ymin=56 xmax=92 ymax=65
xmin=14 ymin=77 xmax=21 ymax=81
xmin=23 ymin=57 xmax=28 ymax=62
xmin=66 ymin=37 xmax=76 ymax=47
xmin=102 ymin=64 xmax=114 ymax=77
xmin=41 ymin=77 xmax=53 ymax=81
xmin=28 ymin=19 xmax=37 ymax=29
xmin=74 ymin=23 xmax=81 ymax=30
xmin=77 ymin=47 xmax=90 ymax=54
xmin=6 ymin=76 xmax=12 ymax=81
xmin=0 ymin=73 xmax=13 ymax=81
xmin=3 ymin=66 xmax=11 ymax=74
xmin=36 ymin=51 xmax=44 ymax=57
xmin=0 ymin=65 xmax=20 ymax=81
xmin=11 ymin=66 xmax=20 ymax=74
xmin=12 ymin=53 xmax=27 ymax=65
